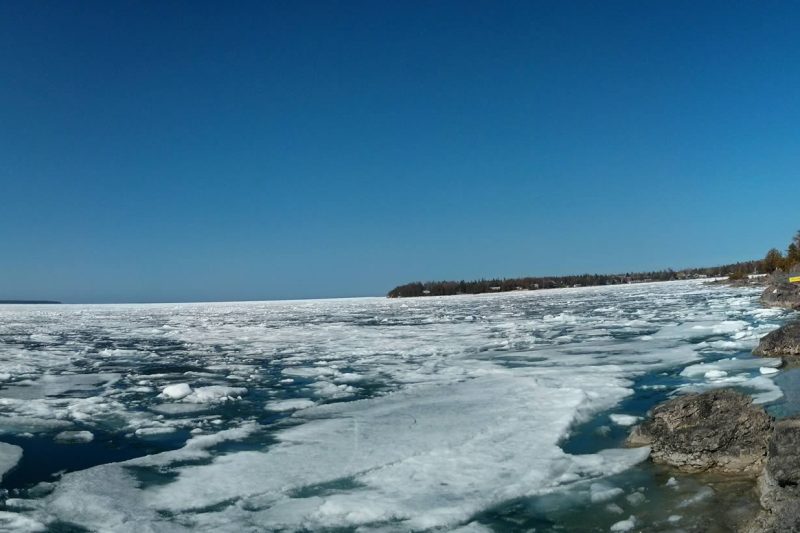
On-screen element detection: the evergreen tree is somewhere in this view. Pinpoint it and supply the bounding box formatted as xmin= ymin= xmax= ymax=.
xmin=787 ymin=232 xmax=800 ymax=267
xmin=764 ymin=248 xmax=785 ymax=273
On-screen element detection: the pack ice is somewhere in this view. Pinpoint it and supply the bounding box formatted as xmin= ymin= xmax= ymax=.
xmin=0 ymin=280 xmax=787 ymax=531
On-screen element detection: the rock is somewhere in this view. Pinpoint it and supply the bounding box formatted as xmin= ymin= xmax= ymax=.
xmin=760 ymin=272 xmax=800 ymax=310
xmin=627 ymin=389 xmax=771 ymax=475
xmin=745 ymin=505 xmax=800 ymax=533
xmin=744 ymin=417 xmax=800 ymax=532
xmin=765 ymin=417 xmax=800 ymax=486
xmin=754 ymin=321 xmax=800 ymax=358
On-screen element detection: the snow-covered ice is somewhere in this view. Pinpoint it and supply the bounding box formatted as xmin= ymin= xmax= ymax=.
xmin=0 ymin=280 xmax=791 ymax=531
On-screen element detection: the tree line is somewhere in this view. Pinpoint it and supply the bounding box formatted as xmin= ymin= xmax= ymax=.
xmin=387 ymin=230 xmax=800 ymax=298
xmin=758 ymin=230 xmax=800 ymax=276
xmin=388 ymin=262 xmax=761 ymax=298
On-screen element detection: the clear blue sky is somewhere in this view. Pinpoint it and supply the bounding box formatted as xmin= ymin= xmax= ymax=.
xmin=1 ymin=1 xmax=798 ymax=303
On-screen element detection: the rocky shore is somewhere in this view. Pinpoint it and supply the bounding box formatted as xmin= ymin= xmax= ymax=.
xmin=627 ymin=274 xmax=800 ymax=531
xmin=627 ymin=389 xmax=799 ymax=532
xmin=759 ymin=271 xmax=800 ymax=311
xmin=754 ymin=271 xmax=800 ymax=360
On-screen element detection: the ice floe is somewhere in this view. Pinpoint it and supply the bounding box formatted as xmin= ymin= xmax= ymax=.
xmin=609 ymin=414 xmax=640 ymax=426
xmin=159 ymin=383 xmax=192 ymax=400
xmin=0 ymin=442 xmax=22 ymax=481
xmin=54 ymin=430 xmax=94 ymax=443
xmin=610 ymin=515 xmax=637 ymax=531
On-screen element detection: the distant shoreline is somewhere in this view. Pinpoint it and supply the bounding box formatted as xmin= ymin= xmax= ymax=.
xmin=387 ymin=260 xmax=761 ymax=298
xmin=0 ymin=300 xmax=61 ymax=304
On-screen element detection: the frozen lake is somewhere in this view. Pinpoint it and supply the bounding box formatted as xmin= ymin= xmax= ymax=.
xmin=0 ymin=280 xmax=791 ymax=531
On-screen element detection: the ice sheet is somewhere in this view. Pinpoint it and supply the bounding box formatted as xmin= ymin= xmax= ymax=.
xmin=0 ymin=280 xmax=787 ymax=531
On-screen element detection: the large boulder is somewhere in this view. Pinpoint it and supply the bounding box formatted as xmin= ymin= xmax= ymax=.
xmin=745 ymin=417 xmax=800 ymax=532
xmin=760 ymin=271 xmax=800 ymax=310
xmin=754 ymin=321 xmax=800 ymax=358
xmin=627 ymin=389 xmax=772 ymax=475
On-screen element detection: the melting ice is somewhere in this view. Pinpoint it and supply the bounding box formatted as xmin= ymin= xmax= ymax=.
xmin=0 ymin=281 xmax=791 ymax=531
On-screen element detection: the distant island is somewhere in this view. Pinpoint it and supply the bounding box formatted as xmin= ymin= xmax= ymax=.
xmin=0 ymin=300 xmax=61 ymax=304
xmin=389 ymin=230 xmax=800 ymax=298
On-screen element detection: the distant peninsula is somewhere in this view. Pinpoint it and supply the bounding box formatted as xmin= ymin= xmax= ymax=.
xmin=387 ymin=260 xmax=762 ymax=298
xmin=0 ymin=300 xmax=61 ymax=304
xmin=389 ymin=231 xmax=800 ymax=298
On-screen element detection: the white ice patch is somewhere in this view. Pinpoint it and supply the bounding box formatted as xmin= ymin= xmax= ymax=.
xmin=23 ymin=375 xmax=649 ymax=531
xmin=677 ymin=486 xmax=715 ymax=508
xmin=159 ymin=383 xmax=192 ymax=400
xmin=681 ymin=357 xmax=782 ymax=378
xmin=690 ymin=320 xmax=749 ymax=336
xmin=610 ymin=515 xmax=637 ymax=531
xmin=0 ymin=512 xmax=45 ymax=532
xmin=590 ymin=482 xmax=624 ymax=503
xmin=265 ymin=398 xmax=316 ymax=412
xmin=609 ymin=414 xmax=640 ymax=427
xmin=183 ymin=386 xmax=247 ymax=403
xmin=679 ymin=373 xmax=784 ymax=405
xmin=134 ymin=427 xmax=177 ymax=437
xmin=0 ymin=441 xmax=23 ymax=480
xmin=626 ymin=491 xmax=645 ymax=505
xmin=54 ymin=430 xmax=94 ymax=443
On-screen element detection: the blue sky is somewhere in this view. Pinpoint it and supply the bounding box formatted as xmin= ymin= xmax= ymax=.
xmin=1 ymin=1 xmax=798 ymax=303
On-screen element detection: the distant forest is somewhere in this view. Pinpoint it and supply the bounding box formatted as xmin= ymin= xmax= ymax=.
xmin=388 ymin=230 xmax=800 ymax=298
